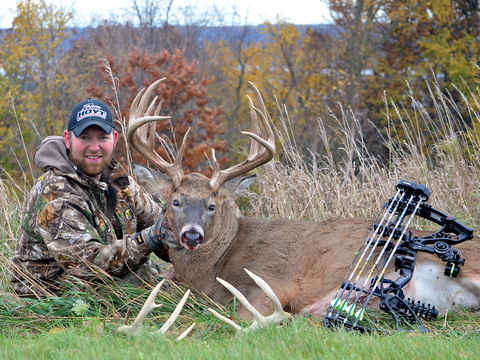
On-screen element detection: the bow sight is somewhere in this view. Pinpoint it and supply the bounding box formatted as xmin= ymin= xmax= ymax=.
xmin=323 ymin=180 xmax=474 ymax=332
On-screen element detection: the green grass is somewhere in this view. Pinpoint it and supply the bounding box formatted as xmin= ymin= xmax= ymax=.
xmin=0 ymin=317 xmax=479 ymax=360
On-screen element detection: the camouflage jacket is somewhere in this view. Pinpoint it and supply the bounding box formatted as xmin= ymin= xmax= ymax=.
xmin=11 ymin=136 xmax=164 ymax=296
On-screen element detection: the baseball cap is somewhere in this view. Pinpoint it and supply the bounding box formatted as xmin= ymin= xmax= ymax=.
xmin=68 ymin=98 xmax=114 ymax=137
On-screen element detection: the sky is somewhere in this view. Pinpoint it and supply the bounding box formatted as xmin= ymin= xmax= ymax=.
xmin=0 ymin=0 xmax=332 ymax=28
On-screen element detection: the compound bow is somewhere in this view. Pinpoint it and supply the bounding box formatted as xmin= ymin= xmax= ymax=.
xmin=323 ymin=180 xmax=473 ymax=332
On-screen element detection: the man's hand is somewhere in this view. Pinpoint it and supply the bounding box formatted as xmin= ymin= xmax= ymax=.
xmin=135 ymin=204 xmax=177 ymax=262
xmin=141 ymin=214 xmax=166 ymax=251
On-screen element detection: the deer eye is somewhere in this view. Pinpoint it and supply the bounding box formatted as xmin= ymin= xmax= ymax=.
xmin=172 ymin=199 xmax=180 ymax=207
xmin=208 ymin=204 xmax=215 ymax=211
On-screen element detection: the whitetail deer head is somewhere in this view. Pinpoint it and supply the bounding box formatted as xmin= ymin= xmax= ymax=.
xmin=128 ymin=79 xmax=275 ymax=251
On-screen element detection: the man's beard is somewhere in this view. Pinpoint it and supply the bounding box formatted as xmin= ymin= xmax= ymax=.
xmin=74 ymin=155 xmax=112 ymax=178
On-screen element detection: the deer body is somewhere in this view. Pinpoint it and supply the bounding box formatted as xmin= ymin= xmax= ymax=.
xmin=133 ymin=166 xmax=480 ymax=318
xmin=193 ymin=216 xmax=371 ymax=316
xmin=134 ymin=165 xmax=372 ymax=316
xmin=128 ymin=80 xmax=480 ymax=320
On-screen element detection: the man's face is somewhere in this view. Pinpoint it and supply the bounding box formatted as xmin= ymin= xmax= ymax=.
xmin=64 ymin=126 xmax=118 ymax=180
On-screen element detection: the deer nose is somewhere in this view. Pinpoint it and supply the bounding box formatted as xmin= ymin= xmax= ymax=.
xmin=183 ymin=231 xmax=203 ymax=249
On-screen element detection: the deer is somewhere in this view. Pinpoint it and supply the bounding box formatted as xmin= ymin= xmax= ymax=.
xmin=124 ymin=79 xmax=480 ymax=332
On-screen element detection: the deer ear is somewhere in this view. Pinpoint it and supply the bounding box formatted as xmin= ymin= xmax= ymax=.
xmin=132 ymin=162 xmax=173 ymax=198
xmin=220 ymin=174 xmax=257 ymax=198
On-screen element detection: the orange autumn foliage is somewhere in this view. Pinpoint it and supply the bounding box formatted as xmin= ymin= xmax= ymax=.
xmin=86 ymin=48 xmax=227 ymax=175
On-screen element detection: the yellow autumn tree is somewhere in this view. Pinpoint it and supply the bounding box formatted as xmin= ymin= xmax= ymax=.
xmin=257 ymin=21 xmax=343 ymax=155
xmin=205 ymin=20 xmax=342 ymax=159
xmin=203 ymin=24 xmax=264 ymax=152
xmin=0 ymin=0 xmax=79 ymax=183
xmin=327 ymin=0 xmax=480 ymax=158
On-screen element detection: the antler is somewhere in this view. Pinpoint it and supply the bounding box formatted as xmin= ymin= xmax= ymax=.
xmin=208 ymin=269 xmax=291 ymax=333
xmin=127 ymin=78 xmax=187 ymax=188
xmin=118 ymin=280 xmax=195 ymax=341
xmin=209 ymin=82 xmax=276 ymax=192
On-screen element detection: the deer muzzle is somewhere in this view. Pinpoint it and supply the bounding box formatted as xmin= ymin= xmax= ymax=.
xmin=181 ymin=226 xmax=204 ymax=250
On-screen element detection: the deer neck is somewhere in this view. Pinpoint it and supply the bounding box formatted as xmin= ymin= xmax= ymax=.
xmin=168 ymin=201 xmax=239 ymax=292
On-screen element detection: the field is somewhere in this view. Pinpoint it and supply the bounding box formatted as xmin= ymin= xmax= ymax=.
xmin=1 ymin=318 xmax=480 ymax=360
xmin=1 ymin=79 xmax=480 ymax=358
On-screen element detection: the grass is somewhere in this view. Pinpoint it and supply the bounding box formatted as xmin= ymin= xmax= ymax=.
xmin=247 ymin=79 xmax=480 ymax=228
xmin=0 ymin=317 xmax=479 ymax=360
xmin=1 ymin=76 xmax=480 ymax=358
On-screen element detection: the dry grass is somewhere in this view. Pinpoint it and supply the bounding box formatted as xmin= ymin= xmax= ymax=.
xmin=248 ymin=80 xmax=480 ymax=231
xmin=0 ymin=178 xmax=22 ymax=294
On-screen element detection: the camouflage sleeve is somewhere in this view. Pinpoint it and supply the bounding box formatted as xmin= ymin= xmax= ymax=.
xmin=36 ymin=177 xmax=161 ymax=279
xmin=128 ymin=175 xmax=162 ymax=232
xmin=127 ymin=176 xmax=171 ymax=262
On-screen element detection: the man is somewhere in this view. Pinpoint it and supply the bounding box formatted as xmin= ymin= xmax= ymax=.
xmin=11 ymin=98 xmax=172 ymax=297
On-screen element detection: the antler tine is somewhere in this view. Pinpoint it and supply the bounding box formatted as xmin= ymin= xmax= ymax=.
xmin=208 ymin=269 xmax=291 ymax=333
xmin=209 ymin=83 xmax=275 ymax=192
xmin=118 ymin=279 xmax=166 ymax=335
xmin=244 ymin=94 xmax=260 ymax=159
xmin=135 ymin=95 xmax=159 ymax=151
xmin=127 ymin=78 xmax=185 ymax=187
xmin=243 ymin=269 xmax=291 ymax=327
xmin=118 ymin=281 xmax=194 ymax=341
xmin=246 ymin=81 xmax=273 ymax=159
xmin=158 ymin=289 xmax=191 ymax=334
xmin=208 ymin=308 xmax=243 ymax=331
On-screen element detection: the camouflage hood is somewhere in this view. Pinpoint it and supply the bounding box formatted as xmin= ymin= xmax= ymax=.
xmin=34 ymin=136 xmax=74 ymax=175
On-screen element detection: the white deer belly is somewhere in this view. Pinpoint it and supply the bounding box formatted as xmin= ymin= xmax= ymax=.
xmin=404 ymin=261 xmax=480 ymax=311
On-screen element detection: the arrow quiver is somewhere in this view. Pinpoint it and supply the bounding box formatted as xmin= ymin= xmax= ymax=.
xmin=323 ymin=180 xmax=474 ymax=332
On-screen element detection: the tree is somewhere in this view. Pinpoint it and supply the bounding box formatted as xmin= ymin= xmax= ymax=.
xmin=368 ymin=1 xmax=480 ymax=143
xmin=258 ymin=21 xmax=343 ymax=155
xmin=327 ymin=0 xmax=395 ymax=115
xmin=204 ymin=20 xmax=343 ymax=161
xmin=86 ymin=48 xmax=226 ymax=174
xmin=202 ymin=18 xmax=262 ymax=148
xmin=0 ymin=0 xmax=78 ymax=182
xmin=327 ymin=0 xmax=480 ymax=158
